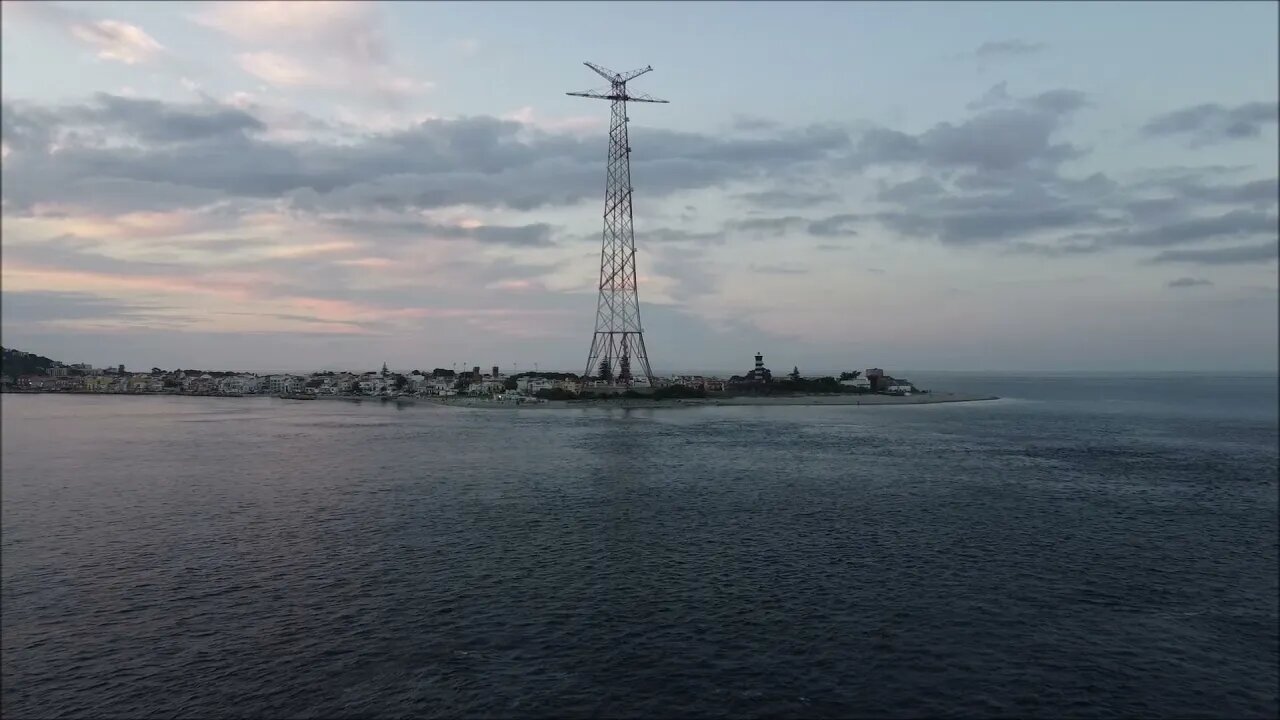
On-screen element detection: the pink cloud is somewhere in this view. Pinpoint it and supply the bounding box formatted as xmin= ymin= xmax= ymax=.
xmin=235 ymin=51 xmax=317 ymax=87
xmin=70 ymin=19 xmax=163 ymax=64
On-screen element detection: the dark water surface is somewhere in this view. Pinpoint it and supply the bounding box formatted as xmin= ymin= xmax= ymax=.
xmin=3 ymin=375 xmax=1277 ymax=718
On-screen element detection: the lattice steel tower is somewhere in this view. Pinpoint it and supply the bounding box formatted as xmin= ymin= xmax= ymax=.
xmin=568 ymin=62 xmax=667 ymax=386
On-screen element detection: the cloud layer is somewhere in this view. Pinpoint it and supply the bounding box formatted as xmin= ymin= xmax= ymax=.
xmin=1 ymin=5 xmax=1277 ymax=371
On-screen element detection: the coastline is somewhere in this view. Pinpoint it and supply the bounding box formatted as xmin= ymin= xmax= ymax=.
xmin=424 ymin=391 xmax=999 ymax=410
xmin=2 ymin=390 xmax=999 ymax=409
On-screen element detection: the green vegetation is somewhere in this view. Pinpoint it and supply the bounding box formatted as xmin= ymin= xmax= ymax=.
xmin=651 ymin=384 xmax=708 ymax=399
xmin=2 ymin=347 xmax=58 ymax=381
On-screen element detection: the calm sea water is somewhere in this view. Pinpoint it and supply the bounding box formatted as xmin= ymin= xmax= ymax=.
xmin=3 ymin=375 xmax=1277 ymax=719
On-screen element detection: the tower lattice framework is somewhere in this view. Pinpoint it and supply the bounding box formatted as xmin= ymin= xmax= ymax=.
xmin=568 ymin=62 xmax=667 ymax=386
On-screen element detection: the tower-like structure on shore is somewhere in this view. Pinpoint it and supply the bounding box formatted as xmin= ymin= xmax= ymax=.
xmin=568 ymin=62 xmax=667 ymax=386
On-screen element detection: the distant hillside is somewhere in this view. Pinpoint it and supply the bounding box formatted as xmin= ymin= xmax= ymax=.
xmin=1 ymin=347 xmax=59 ymax=380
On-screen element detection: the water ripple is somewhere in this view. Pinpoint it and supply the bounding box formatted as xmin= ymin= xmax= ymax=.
xmin=2 ymin=386 xmax=1277 ymax=718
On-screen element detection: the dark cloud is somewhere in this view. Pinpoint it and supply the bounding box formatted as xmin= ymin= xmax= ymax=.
xmin=850 ymin=85 xmax=1276 ymax=252
xmin=732 ymin=115 xmax=781 ymax=132
xmin=1149 ymin=241 xmax=1279 ymax=265
xmin=1142 ymin=102 xmax=1279 ymax=146
xmin=807 ymin=214 xmax=859 ymax=237
xmin=1167 ymin=277 xmax=1213 ymax=288
xmin=0 ymin=290 xmax=183 ymax=325
xmin=722 ymin=213 xmax=861 ymax=238
xmin=1005 ymin=237 xmax=1105 ymax=257
xmin=727 ymin=216 xmax=808 ymax=235
xmin=851 ymin=88 xmax=1087 ymax=172
xmin=1137 ymin=176 xmax=1279 ymax=209
xmin=877 ymin=176 xmax=946 ymax=203
xmin=737 ymin=189 xmax=838 ymax=209
xmin=872 ymin=178 xmax=1117 ymax=245
xmin=1102 ymin=210 xmax=1277 ymax=248
xmin=635 ymin=228 xmax=726 ymax=245
xmin=469 ymin=224 xmax=553 ymax=247
xmin=974 ymin=40 xmax=1046 ymax=59
xmin=31 ymin=93 xmax=265 ymax=144
xmin=1 ymin=95 xmax=852 ymax=216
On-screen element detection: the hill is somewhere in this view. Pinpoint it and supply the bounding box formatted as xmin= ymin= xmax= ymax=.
xmin=1 ymin=347 xmax=59 ymax=381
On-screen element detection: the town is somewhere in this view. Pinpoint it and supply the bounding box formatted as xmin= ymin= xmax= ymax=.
xmin=1 ymin=348 xmax=922 ymax=403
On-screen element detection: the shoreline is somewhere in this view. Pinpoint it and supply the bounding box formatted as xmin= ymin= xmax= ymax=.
xmin=424 ymin=392 xmax=999 ymax=410
xmin=2 ymin=390 xmax=999 ymax=409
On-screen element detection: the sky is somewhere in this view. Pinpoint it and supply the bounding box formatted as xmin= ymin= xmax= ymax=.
xmin=1 ymin=1 xmax=1277 ymax=374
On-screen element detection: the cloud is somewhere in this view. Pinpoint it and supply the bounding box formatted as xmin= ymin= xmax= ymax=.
xmin=69 ymin=19 xmax=163 ymax=64
xmin=737 ymin=189 xmax=838 ymax=209
xmin=635 ymin=228 xmax=727 ymax=245
xmin=1142 ymin=102 xmax=1279 ymax=146
xmin=974 ymin=40 xmax=1046 ymax=59
xmin=846 ymin=85 xmax=1279 ymax=252
xmin=5 ymin=3 xmax=164 ymax=65
xmin=1167 ymin=277 xmax=1213 ymax=288
xmin=195 ymin=1 xmax=429 ymax=104
xmin=851 ymin=88 xmax=1088 ymax=171
xmin=0 ymin=290 xmax=200 ymax=333
xmin=749 ymin=264 xmax=809 ymax=275
xmin=732 ymin=115 xmax=781 ymax=132
xmin=727 ymin=216 xmax=808 ymax=235
xmin=1149 ymin=241 xmax=1279 ymax=265
xmin=195 ymin=1 xmax=386 ymax=64
xmin=877 ymin=176 xmax=946 ymax=203
xmin=652 ymin=246 xmax=717 ymax=302
xmin=807 ymin=214 xmax=859 ymax=237
xmin=235 ymin=51 xmax=317 ymax=87
xmin=1101 ymin=210 xmax=1277 ymax=248
xmin=1 ymin=95 xmax=852 ymax=218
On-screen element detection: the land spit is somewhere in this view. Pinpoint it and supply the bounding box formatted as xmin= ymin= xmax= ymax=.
xmin=420 ymin=392 xmax=999 ymax=410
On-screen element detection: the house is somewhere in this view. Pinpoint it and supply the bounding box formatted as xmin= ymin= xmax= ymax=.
xmin=884 ymin=378 xmax=914 ymax=395
xmin=841 ymin=376 xmax=872 ymax=390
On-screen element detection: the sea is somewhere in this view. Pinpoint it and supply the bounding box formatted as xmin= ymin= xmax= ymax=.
xmin=2 ymin=373 xmax=1277 ymax=719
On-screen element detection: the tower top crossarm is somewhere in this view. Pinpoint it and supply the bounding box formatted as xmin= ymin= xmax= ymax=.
xmin=566 ymin=61 xmax=669 ymax=104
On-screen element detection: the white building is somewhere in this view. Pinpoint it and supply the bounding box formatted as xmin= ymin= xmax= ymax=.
xmin=841 ymin=376 xmax=872 ymax=390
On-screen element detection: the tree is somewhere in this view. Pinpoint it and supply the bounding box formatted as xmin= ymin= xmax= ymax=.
xmin=392 ymin=374 xmax=408 ymax=391
xmin=838 ymin=370 xmax=862 ymax=381
xmin=504 ymin=377 xmax=518 ymax=391
xmin=789 ymin=366 xmax=801 ymax=382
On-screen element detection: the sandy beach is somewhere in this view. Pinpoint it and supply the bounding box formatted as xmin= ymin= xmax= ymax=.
xmin=421 ymin=392 xmax=998 ymax=410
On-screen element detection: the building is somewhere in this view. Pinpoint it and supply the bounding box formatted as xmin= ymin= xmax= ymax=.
xmin=885 ymin=380 xmax=914 ymax=395
xmin=865 ymin=368 xmax=885 ymax=391
xmin=841 ymin=376 xmax=872 ymax=390
xmin=747 ymin=352 xmax=772 ymax=383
